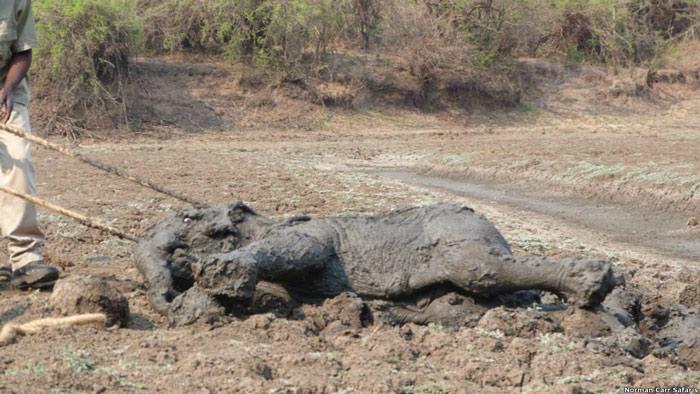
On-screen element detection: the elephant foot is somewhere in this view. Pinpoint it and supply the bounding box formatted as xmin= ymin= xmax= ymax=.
xmin=193 ymin=251 xmax=258 ymax=304
xmin=561 ymin=259 xmax=616 ymax=308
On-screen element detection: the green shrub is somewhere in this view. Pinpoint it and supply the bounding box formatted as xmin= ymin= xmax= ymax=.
xmin=349 ymin=0 xmax=383 ymax=50
xmin=33 ymin=0 xmax=141 ymax=135
xmin=143 ymin=0 xmax=350 ymax=73
xmin=415 ymin=0 xmax=699 ymax=67
xmin=258 ymin=0 xmax=348 ymax=70
xmin=539 ymin=0 xmax=700 ymax=66
xmin=140 ymin=0 xmax=241 ymax=55
xmin=139 ymin=0 xmax=699 ymax=76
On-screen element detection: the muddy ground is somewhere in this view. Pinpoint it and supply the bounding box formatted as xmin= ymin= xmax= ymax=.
xmin=1 ymin=57 xmax=700 ymax=393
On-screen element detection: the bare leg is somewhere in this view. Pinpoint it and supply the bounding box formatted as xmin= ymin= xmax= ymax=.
xmin=193 ymin=224 xmax=337 ymax=302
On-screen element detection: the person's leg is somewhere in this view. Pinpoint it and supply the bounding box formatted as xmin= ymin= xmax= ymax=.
xmin=0 ymin=105 xmax=57 ymax=288
xmin=0 ymin=105 xmax=43 ymax=267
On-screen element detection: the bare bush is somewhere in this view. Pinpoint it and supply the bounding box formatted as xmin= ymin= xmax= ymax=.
xmin=539 ymin=0 xmax=700 ymax=66
xmin=142 ymin=0 xmax=350 ymax=74
xmin=348 ymin=0 xmax=383 ymax=50
xmin=140 ymin=0 xmax=700 ymax=74
xmin=33 ymin=0 xmax=140 ymax=137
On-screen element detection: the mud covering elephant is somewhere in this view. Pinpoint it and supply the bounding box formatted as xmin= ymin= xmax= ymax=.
xmin=134 ymin=202 xmax=616 ymax=326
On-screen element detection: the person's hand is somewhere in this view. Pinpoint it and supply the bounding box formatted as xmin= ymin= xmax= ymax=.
xmin=0 ymin=88 xmax=14 ymax=123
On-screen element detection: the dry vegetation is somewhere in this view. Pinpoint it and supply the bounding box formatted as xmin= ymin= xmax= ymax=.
xmin=30 ymin=0 xmax=700 ymax=136
xmin=32 ymin=0 xmax=140 ymax=137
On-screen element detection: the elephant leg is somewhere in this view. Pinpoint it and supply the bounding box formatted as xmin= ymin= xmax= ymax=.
xmin=436 ymin=244 xmax=615 ymax=307
xmin=168 ymin=286 xmax=226 ymax=326
xmin=193 ymin=226 xmax=336 ymax=303
xmin=387 ymin=292 xmax=487 ymax=327
xmin=134 ymin=251 xmax=178 ymax=316
xmin=494 ymin=256 xmax=615 ymax=307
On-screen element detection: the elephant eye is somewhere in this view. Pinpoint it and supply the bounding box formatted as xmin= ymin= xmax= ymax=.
xmin=184 ymin=218 xmax=192 ymax=224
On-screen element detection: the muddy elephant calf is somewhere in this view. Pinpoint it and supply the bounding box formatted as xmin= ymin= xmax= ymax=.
xmin=135 ymin=203 xmax=616 ymax=325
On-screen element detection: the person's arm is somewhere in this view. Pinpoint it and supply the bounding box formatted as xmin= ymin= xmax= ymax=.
xmin=2 ymin=0 xmax=38 ymax=123
xmin=0 ymin=49 xmax=32 ymax=123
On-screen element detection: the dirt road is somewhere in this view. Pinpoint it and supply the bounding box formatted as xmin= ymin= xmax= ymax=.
xmin=376 ymin=170 xmax=700 ymax=262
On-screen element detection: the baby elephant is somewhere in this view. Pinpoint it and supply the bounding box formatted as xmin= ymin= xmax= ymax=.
xmin=134 ymin=202 xmax=616 ymax=325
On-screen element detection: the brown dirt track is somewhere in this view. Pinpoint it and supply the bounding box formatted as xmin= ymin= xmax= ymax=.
xmin=1 ymin=57 xmax=700 ymax=393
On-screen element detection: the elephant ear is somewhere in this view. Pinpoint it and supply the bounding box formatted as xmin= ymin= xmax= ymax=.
xmin=227 ymin=202 xmax=275 ymax=243
xmin=228 ymin=201 xmax=259 ymax=224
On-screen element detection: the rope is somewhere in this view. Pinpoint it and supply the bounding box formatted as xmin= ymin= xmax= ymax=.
xmin=0 ymin=313 xmax=107 ymax=346
xmin=0 ymin=186 xmax=138 ymax=242
xmin=0 ymin=123 xmax=205 ymax=207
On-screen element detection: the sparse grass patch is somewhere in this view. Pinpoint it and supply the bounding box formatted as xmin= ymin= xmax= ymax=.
xmin=556 ymin=368 xmax=603 ymax=384
xmin=514 ymin=235 xmax=550 ymax=254
xmin=523 ymin=384 xmax=553 ymax=394
xmin=516 ymin=102 xmax=540 ymax=114
xmin=62 ymin=347 xmax=97 ymax=373
xmin=401 ymin=383 xmax=450 ymax=394
xmin=58 ymin=348 xmax=148 ymax=389
xmin=475 ymin=327 xmax=506 ymax=339
xmin=333 ymin=172 xmax=440 ymax=213
xmin=691 ymin=183 xmax=700 ymax=198
xmin=435 ymin=154 xmax=472 ymax=167
xmin=538 ymin=332 xmax=578 ymax=353
xmin=3 ymin=360 xmax=46 ymax=376
xmin=99 ymin=238 xmax=135 ymax=258
xmin=94 ymin=367 xmax=148 ymax=390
